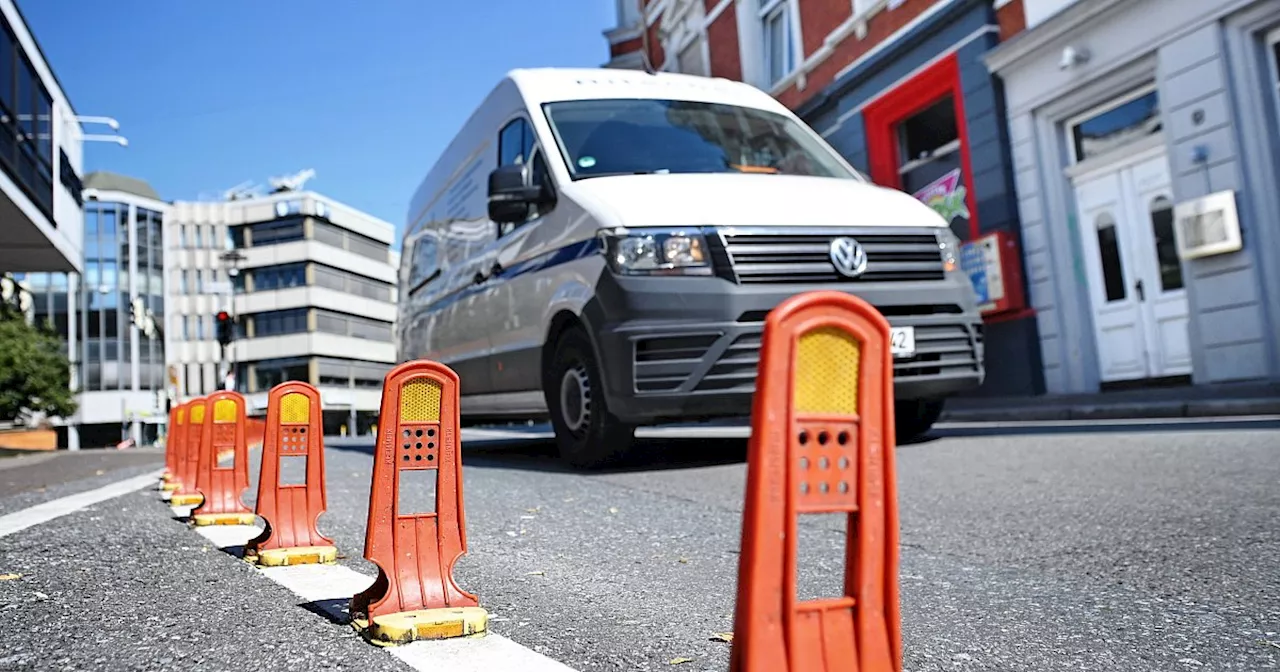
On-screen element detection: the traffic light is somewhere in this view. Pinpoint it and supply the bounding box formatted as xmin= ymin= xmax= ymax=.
xmin=215 ymin=310 xmax=235 ymax=347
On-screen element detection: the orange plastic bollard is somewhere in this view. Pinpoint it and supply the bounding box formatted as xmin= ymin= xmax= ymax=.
xmin=245 ymin=417 xmax=266 ymax=450
xmin=190 ymin=391 xmax=256 ymax=526
xmin=159 ymin=404 xmax=183 ymax=492
xmin=349 ymin=360 xmax=485 ymax=645
xmin=244 ymin=382 xmax=337 ymax=567
xmin=729 ymin=291 xmax=901 ymax=672
xmin=170 ymin=399 xmax=206 ymax=508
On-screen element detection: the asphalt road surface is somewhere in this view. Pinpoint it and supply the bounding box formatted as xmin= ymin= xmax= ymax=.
xmin=1 ymin=417 xmax=1278 ymax=671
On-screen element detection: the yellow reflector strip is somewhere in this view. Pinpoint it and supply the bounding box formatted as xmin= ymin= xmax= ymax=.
xmin=793 ymin=326 xmax=861 ymax=415
xmin=400 ymin=378 xmax=443 ymax=423
xmin=279 ymin=393 xmax=310 ymax=424
xmin=176 ymin=408 xmax=185 ymax=425
xmin=190 ymin=404 xmax=206 ymax=424
xmin=213 ymin=399 xmax=237 ymax=423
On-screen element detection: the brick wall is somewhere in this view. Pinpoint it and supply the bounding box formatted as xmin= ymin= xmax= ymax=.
xmin=706 ymin=3 xmax=743 ymax=79
xmin=605 ymin=1 xmax=1029 ymax=111
xmin=995 ymin=0 xmax=1026 ymax=41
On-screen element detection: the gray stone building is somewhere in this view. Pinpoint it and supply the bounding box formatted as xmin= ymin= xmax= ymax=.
xmin=986 ymin=0 xmax=1280 ymax=393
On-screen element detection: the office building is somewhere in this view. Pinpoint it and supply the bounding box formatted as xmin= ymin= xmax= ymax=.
xmin=165 ymin=188 xmax=398 ymax=434
xmin=0 ymin=0 xmax=85 ymax=275
xmin=24 ymin=172 xmax=168 ymax=448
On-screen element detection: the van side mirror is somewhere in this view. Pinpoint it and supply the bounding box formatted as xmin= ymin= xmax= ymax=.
xmin=488 ymin=164 xmax=541 ymax=224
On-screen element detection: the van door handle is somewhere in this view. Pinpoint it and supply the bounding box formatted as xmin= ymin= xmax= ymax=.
xmin=1135 ymin=279 xmax=1145 ymax=302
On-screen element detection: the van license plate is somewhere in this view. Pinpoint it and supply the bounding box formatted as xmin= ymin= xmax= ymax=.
xmin=890 ymin=327 xmax=916 ymax=359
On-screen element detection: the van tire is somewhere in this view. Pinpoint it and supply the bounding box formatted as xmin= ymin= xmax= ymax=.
xmin=545 ymin=328 xmax=636 ymax=469
xmin=894 ymin=398 xmax=945 ymax=443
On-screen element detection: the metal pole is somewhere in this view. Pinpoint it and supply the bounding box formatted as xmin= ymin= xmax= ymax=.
xmin=127 ymin=203 xmax=142 ymax=445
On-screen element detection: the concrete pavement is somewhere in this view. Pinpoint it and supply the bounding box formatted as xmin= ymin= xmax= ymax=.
xmin=1 ymin=419 xmax=1277 ymax=670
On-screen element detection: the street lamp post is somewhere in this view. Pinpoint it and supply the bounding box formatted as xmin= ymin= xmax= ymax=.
xmin=219 ymin=249 xmax=246 ymax=391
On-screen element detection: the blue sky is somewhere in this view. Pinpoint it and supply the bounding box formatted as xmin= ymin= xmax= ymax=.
xmin=25 ymin=0 xmax=615 ymax=235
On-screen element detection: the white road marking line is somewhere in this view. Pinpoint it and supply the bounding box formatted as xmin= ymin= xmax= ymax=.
xmin=0 ymin=469 xmax=164 ymax=539
xmin=192 ymin=524 xmax=259 ymax=549
xmin=193 ymin=526 xmax=580 ymax=671
xmin=393 ymin=633 xmax=577 ymax=671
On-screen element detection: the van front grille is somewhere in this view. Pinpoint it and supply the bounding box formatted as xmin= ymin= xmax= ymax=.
xmin=713 ymin=229 xmax=946 ymax=284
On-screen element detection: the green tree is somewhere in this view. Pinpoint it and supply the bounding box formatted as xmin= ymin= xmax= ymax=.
xmin=0 ymin=308 xmax=76 ymax=425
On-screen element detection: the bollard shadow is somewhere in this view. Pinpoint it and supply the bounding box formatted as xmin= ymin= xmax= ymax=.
xmin=300 ymin=598 xmax=352 ymax=626
xmin=218 ymin=544 xmax=247 ymax=560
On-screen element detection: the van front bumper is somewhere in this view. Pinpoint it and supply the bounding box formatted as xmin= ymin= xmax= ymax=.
xmin=583 ymin=273 xmax=985 ymax=425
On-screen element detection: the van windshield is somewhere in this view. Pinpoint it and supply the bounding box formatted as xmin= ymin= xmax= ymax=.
xmin=542 ymin=98 xmax=862 ymax=181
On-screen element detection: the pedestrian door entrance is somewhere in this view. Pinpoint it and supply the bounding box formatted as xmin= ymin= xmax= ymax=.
xmin=1071 ymin=148 xmax=1191 ymax=383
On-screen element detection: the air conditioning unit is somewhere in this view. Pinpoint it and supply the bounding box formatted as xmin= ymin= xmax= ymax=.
xmin=1173 ymin=189 xmax=1242 ymax=260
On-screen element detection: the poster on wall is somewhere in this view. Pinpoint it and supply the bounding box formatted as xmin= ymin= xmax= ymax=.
xmin=912 ymin=168 xmax=970 ymax=239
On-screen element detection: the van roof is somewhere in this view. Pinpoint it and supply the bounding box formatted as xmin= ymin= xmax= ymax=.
xmin=504 ymin=68 xmax=789 ymax=113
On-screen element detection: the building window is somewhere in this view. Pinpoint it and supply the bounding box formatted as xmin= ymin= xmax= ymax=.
xmin=59 ymin=149 xmax=83 ymax=208
xmin=0 ymin=24 xmax=55 ymax=218
xmin=196 ymin=315 xmax=206 ymax=340
xmin=863 ymin=55 xmax=976 ymax=241
xmin=676 ymin=37 xmax=708 ymax=76
xmin=247 ymin=262 xmax=307 ymax=292
xmin=251 ymin=357 xmax=311 ymax=392
xmin=312 ymin=264 xmax=393 ymax=302
xmin=311 ymin=220 xmax=390 ymax=262
xmin=236 ymin=216 xmax=306 ymax=248
xmin=314 ymin=308 xmax=393 ymax=341
xmin=248 ymin=307 xmax=309 ymax=338
xmin=1068 ymin=88 xmax=1161 ymax=163
xmin=759 ymin=0 xmax=795 ymax=87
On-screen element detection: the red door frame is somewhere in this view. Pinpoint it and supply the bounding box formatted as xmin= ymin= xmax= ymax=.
xmin=863 ymin=53 xmax=980 ymax=241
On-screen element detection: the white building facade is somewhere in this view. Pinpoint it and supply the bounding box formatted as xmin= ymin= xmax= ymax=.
xmin=165 ymin=190 xmax=398 ymax=434
xmin=0 ymin=0 xmax=85 ymax=274
xmin=987 ymin=0 xmax=1280 ymax=393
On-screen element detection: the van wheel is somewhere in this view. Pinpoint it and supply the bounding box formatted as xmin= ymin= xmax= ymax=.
xmin=895 ymin=399 xmax=945 ymax=443
xmin=545 ymin=328 xmax=636 ymax=469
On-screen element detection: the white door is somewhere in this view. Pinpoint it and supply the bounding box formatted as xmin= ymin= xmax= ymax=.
xmin=1072 ymin=151 xmax=1191 ymax=383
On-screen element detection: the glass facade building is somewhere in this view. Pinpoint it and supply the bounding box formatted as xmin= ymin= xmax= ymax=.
xmin=24 ymin=173 xmax=169 ymax=448
xmin=166 ymin=191 xmax=398 ymax=436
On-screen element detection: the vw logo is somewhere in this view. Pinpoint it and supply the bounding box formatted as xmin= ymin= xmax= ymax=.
xmin=829 ymin=237 xmax=868 ymax=278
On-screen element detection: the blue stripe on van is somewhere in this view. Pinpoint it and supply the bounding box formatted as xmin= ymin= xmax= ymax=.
xmin=422 ymin=236 xmax=603 ymax=313
xmin=493 ymin=236 xmax=601 ymax=282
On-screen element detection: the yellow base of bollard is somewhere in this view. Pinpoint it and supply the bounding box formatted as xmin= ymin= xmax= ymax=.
xmin=352 ymin=607 xmax=488 ymax=646
xmin=191 ymin=512 xmax=257 ymax=527
xmin=251 ymin=545 xmax=338 ymax=567
xmin=160 ymin=482 xmax=180 ymax=492
xmin=169 ymin=493 xmax=203 ymax=507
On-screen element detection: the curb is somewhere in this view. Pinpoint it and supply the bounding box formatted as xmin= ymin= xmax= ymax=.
xmin=938 ymin=397 xmax=1280 ymax=423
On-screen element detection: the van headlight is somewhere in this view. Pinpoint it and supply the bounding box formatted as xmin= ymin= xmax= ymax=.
xmin=937 ymin=228 xmax=962 ymax=273
xmin=600 ymin=228 xmax=712 ymax=276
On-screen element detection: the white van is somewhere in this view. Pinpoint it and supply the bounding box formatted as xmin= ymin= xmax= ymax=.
xmin=398 ymin=68 xmax=984 ymax=468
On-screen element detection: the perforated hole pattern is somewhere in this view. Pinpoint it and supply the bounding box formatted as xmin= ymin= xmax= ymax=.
xmin=399 ymin=425 xmax=439 ymax=467
xmin=795 ymin=422 xmax=858 ymax=502
xmin=279 ymin=426 xmax=308 ymax=455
